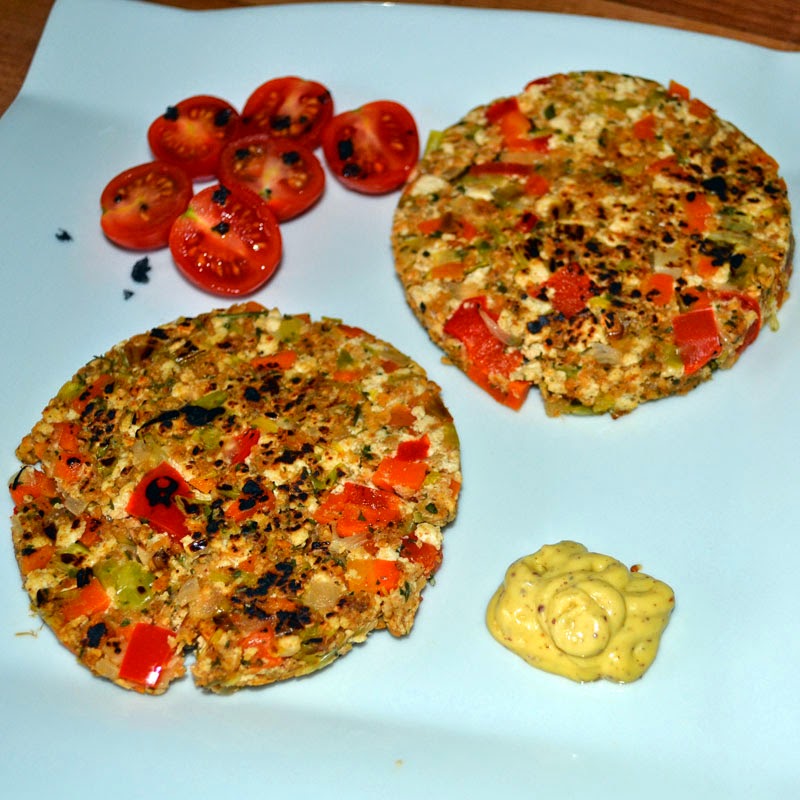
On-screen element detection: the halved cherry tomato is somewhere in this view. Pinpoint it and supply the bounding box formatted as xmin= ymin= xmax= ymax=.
xmin=100 ymin=161 xmax=192 ymax=250
xmin=147 ymin=95 xmax=241 ymax=180
xmin=241 ymin=76 xmax=333 ymax=150
xmin=169 ymin=184 xmax=282 ymax=296
xmin=321 ymin=100 xmax=419 ymax=195
xmin=218 ymin=134 xmax=325 ymax=221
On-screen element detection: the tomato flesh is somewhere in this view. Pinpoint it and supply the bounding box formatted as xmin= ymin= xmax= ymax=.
xmin=218 ymin=134 xmax=325 ymax=221
xmin=100 ymin=161 xmax=192 ymax=250
xmin=169 ymin=184 xmax=282 ymax=296
xmin=147 ymin=95 xmax=241 ymax=180
xmin=241 ymin=76 xmax=333 ymax=150
xmin=322 ymin=100 xmax=419 ymax=194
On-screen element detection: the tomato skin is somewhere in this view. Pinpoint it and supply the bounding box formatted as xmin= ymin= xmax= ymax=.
xmin=100 ymin=161 xmax=192 ymax=250
xmin=241 ymin=76 xmax=333 ymax=150
xmin=218 ymin=134 xmax=325 ymax=221
xmin=147 ymin=95 xmax=241 ymax=180
xmin=169 ymin=184 xmax=282 ymax=297
xmin=322 ymin=100 xmax=419 ymax=195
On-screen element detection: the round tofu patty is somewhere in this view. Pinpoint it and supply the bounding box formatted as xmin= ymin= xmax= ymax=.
xmin=392 ymin=71 xmax=793 ymax=416
xmin=9 ymin=303 xmax=461 ymax=693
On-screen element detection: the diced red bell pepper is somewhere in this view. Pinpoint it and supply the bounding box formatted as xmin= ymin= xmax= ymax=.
xmin=372 ymin=458 xmax=428 ymax=494
xmin=313 ymin=482 xmax=403 ymax=536
xmin=227 ymin=428 xmax=260 ymax=465
xmin=547 ymin=263 xmax=594 ymax=318
xmin=443 ymin=296 xmax=529 ymax=410
xmin=401 ymin=535 xmax=442 ymax=576
xmin=72 ymin=373 xmax=114 ymax=414
xmin=667 ymin=80 xmax=691 ymax=100
xmin=396 ymin=435 xmax=430 ymax=461
xmin=633 ymin=113 xmax=657 ymax=141
xmin=642 ymin=273 xmax=675 ymax=306
xmin=672 ymin=306 xmax=721 ymax=375
xmin=485 ymin=97 xmax=550 ymax=152
xmin=346 ymin=558 xmax=402 ymax=595
xmin=118 ymin=622 xmax=175 ymax=689
xmin=9 ymin=467 xmax=57 ymax=508
xmin=126 ymin=462 xmax=194 ymax=541
xmin=683 ymin=192 xmax=713 ymax=233
xmin=240 ymin=629 xmax=283 ymax=667
xmin=224 ymin=487 xmax=275 ymax=522
xmin=717 ymin=291 xmax=762 ymax=351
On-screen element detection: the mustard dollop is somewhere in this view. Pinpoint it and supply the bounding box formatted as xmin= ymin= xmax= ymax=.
xmin=486 ymin=541 xmax=675 ymax=683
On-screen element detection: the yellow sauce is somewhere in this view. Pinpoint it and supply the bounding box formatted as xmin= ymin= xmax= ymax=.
xmin=486 ymin=541 xmax=675 ymax=683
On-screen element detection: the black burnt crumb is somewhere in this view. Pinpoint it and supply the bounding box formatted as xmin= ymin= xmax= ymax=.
xmin=76 ymin=567 xmax=94 ymax=588
xmin=131 ymin=257 xmax=151 ymax=284
xmin=150 ymin=327 xmax=170 ymax=340
xmin=55 ymin=228 xmax=73 ymax=241
xmin=242 ymin=479 xmax=262 ymax=496
xmin=123 ymin=290 xmax=134 ymax=300
xmin=244 ymin=386 xmax=261 ymax=402
xmin=85 ymin=622 xmax=107 ymax=648
xmin=523 ymin=237 xmax=541 ymax=259
xmin=702 ymin=175 xmax=728 ymax=201
xmin=164 ymin=105 xmax=179 ymax=120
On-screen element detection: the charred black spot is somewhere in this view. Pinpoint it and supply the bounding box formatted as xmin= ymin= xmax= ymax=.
xmin=76 ymin=567 xmax=93 ymax=588
xmin=85 ymin=622 xmax=107 ymax=648
xmin=701 ymin=175 xmax=728 ymax=202
xmin=275 ymin=607 xmax=312 ymax=633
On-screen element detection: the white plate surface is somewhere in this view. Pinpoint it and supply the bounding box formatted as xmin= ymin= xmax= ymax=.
xmin=1 ymin=1 xmax=799 ymax=797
